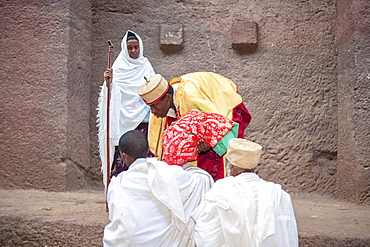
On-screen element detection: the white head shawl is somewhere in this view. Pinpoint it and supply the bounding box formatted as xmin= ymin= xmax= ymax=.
xmin=97 ymin=30 xmax=155 ymax=190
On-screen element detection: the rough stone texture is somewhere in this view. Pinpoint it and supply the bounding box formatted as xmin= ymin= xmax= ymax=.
xmin=0 ymin=0 xmax=368 ymax=203
xmin=160 ymin=24 xmax=184 ymax=47
xmin=90 ymin=0 xmax=342 ymax=197
xmin=1 ymin=217 xmax=105 ymax=246
xmin=0 ymin=0 xmax=92 ymax=191
xmin=336 ymin=0 xmax=370 ymax=204
xmin=65 ymin=0 xmax=93 ymax=191
xmin=232 ymin=19 xmax=258 ymax=49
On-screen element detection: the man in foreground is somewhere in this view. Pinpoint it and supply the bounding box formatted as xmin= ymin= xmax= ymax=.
xmin=103 ymin=130 xmax=213 ymax=247
xmin=191 ymin=138 xmax=298 ymax=247
xmin=138 ymin=72 xmax=252 ymax=181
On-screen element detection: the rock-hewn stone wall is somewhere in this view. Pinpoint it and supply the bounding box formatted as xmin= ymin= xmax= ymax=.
xmin=336 ymin=0 xmax=370 ymax=203
xmin=0 ymin=0 xmax=92 ymax=191
xmin=90 ymin=0 xmax=339 ymax=195
xmin=0 ymin=0 xmax=368 ymax=203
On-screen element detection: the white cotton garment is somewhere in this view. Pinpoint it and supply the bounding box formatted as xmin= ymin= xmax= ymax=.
xmin=191 ymin=173 xmax=298 ymax=247
xmin=97 ymin=30 xmax=155 ymax=189
xmin=103 ymin=158 xmax=214 ymax=247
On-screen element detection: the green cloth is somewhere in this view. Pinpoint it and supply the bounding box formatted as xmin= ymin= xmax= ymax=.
xmin=212 ymin=123 xmax=239 ymax=156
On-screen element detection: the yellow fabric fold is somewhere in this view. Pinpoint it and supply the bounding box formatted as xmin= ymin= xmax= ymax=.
xmin=148 ymin=115 xmax=166 ymax=159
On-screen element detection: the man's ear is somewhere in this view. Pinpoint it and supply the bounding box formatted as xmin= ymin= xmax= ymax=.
xmin=120 ymin=151 xmax=128 ymax=164
xmin=122 ymin=153 xmax=129 ymax=162
xmin=122 ymin=153 xmax=135 ymax=166
xmin=119 ymin=150 xmax=125 ymax=160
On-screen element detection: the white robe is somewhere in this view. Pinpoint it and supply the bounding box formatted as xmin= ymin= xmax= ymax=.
xmin=191 ymin=173 xmax=298 ymax=247
xmin=97 ymin=30 xmax=155 ymax=189
xmin=103 ymin=158 xmax=214 ymax=247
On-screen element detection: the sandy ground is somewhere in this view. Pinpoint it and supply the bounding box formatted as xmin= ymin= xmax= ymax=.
xmin=0 ymin=189 xmax=369 ymax=246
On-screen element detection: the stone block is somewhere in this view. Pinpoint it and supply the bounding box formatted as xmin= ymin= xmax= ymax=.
xmin=160 ymin=24 xmax=184 ymax=48
xmin=232 ymin=20 xmax=258 ymax=50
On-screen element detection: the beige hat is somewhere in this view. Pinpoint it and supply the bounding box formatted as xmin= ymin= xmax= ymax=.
xmin=139 ymin=74 xmax=169 ymax=105
xmin=226 ymin=138 xmax=262 ymax=169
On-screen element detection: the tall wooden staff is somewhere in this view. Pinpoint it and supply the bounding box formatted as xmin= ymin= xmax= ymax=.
xmin=106 ymin=40 xmax=113 ymax=209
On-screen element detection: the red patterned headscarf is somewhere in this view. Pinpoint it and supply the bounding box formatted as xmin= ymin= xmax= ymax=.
xmin=162 ymin=110 xmax=236 ymax=166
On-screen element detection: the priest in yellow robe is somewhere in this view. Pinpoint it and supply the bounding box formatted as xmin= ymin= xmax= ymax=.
xmin=138 ymin=72 xmax=252 ymax=181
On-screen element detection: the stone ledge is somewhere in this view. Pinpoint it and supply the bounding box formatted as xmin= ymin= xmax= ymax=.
xmin=0 ymin=190 xmax=369 ymax=246
xmin=0 ymin=216 xmax=105 ymax=246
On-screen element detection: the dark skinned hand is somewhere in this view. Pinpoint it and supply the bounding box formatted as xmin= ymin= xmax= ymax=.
xmin=196 ymin=140 xmax=211 ymax=153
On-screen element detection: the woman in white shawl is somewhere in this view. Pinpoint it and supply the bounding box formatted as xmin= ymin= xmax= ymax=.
xmin=97 ymin=30 xmax=155 ymax=189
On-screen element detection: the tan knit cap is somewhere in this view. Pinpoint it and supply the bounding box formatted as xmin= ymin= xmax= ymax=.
xmin=226 ymin=138 xmax=262 ymax=169
xmin=139 ymin=74 xmax=169 ymax=105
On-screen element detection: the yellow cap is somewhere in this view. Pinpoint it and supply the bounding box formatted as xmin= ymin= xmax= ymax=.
xmin=139 ymin=74 xmax=169 ymax=105
xmin=226 ymin=138 xmax=262 ymax=169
